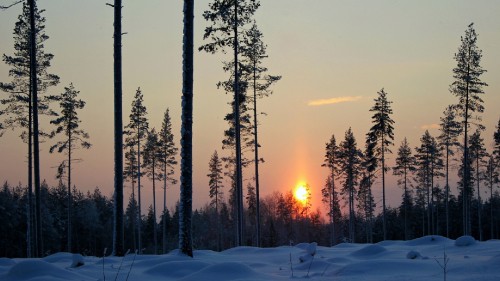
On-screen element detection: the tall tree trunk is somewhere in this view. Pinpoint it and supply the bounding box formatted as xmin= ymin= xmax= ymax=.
xmin=179 ymin=0 xmax=194 ymax=257
xmin=137 ymin=134 xmax=142 ymax=253
xmin=476 ymin=156 xmax=482 ymax=240
xmin=153 ymin=163 xmax=157 ymax=254
xmin=253 ymin=58 xmax=261 ymax=247
xmin=28 ymin=0 xmax=42 ymax=258
xmin=27 ymin=86 xmax=33 ymax=258
xmin=112 ymin=0 xmax=124 ymax=257
xmin=234 ymin=0 xmax=244 ymax=247
xmin=162 ymin=164 xmax=167 ymax=254
xmin=68 ymin=133 xmax=72 ymax=252
xmin=445 ymin=145 xmax=450 ymax=237
xmin=381 ymin=135 xmax=386 ymax=240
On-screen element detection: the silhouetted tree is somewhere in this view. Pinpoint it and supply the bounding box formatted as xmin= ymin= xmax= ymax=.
xmin=469 ymin=130 xmax=487 ymax=240
xmin=124 ymin=87 xmax=148 ymax=254
xmin=158 ymin=108 xmax=177 ymax=253
xmin=450 ymin=23 xmax=487 ymax=236
xmin=338 ymin=128 xmax=362 ymax=242
xmin=438 ymin=105 xmax=461 ymax=237
xmin=321 ymin=134 xmax=340 ymax=246
xmin=358 ymin=139 xmax=377 ymax=243
xmin=367 ymin=88 xmax=394 ymax=240
xmin=208 ymin=150 xmax=224 ymax=250
xmin=143 ymin=128 xmax=161 ymax=254
xmin=49 ymin=83 xmax=91 ymax=252
xmin=200 ymin=0 xmax=260 ymax=246
xmin=393 ymin=138 xmax=416 ymax=240
xmin=0 ymin=0 xmax=59 ymax=257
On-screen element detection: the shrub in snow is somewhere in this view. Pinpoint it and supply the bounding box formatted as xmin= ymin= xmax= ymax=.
xmin=299 ymin=242 xmax=317 ymax=263
xmin=455 ymin=236 xmax=476 ymax=247
xmin=406 ymin=250 xmax=422 ymax=259
xmin=70 ymin=254 xmax=85 ymax=268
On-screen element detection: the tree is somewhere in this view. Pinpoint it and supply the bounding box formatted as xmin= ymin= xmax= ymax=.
xmin=367 ymin=88 xmax=395 ymax=240
xmin=200 ymin=0 xmax=260 ymax=246
xmin=485 ymin=155 xmax=498 ymax=239
xmin=321 ymin=134 xmax=340 ymax=246
xmin=124 ymin=87 xmax=148 ymax=254
xmin=246 ymin=182 xmax=257 ymax=244
xmin=450 ymin=23 xmax=487 ymax=236
xmin=123 ymin=146 xmax=137 ymax=250
xmin=393 ymin=138 xmax=416 ymax=240
xmin=49 ymin=83 xmax=91 ymax=252
xmin=0 ymin=0 xmax=59 ymax=257
xmin=158 ymin=108 xmax=177 ymax=254
xmin=415 ymin=130 xmax=443 ymax=235
xmin=242 ymin=22 xmax=281 ymax=248
xmin=338 ymin=128 xmax=362 ymax=242
xmin=208 ymin=150 xmax=223 ymax=250
xmin=179 ymin=0 xmax=194 ymax=257
xmin=438 ymin=106 xmax=461 ymax=237
xmin=469 ymin=130 xmax=487 ymax=240
xmin=358 ymin=139 xmax=377 ymax=243
xmin=143 ymin=128 xmax=161 ymax=254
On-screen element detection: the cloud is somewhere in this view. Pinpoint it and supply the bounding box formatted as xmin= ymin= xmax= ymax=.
xmin=420 ymin=124 xmax=440 ymax=130
xmin=308 ymin=96 xmax=362 ymax=106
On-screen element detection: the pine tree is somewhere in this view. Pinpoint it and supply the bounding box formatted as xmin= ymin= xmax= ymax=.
xmin=0 ymin=0 xmax=59 ymax=257
xmin=469 ymin=130 xmax=487 ymax=240
xmin=158 ymin=108 xmax=177 ymax=254
xmin=450 ymin=23 xmax=487 ymax=236
xmin=437 ymin=106 xmax=461 ymax=237
xmin=208 ymin=150 xmax=224 ymax=251
xmin=358 ymin=139 xmax=377 ymax=243
xmin=485 ymin=155 xmax=498 ymax=239
xmin=49 ymin=83 xmax=91 ymax=252
xmin=393 ymin=138 xmax=416 ymax=240
xmin=124 ymin=87 xmax=149 ymax=254
xmin=200 ymin=0 xmax=260 ymax=246
xmin=242 ymin=22 xmax=280 ymax=247
xmin=415 ymin=130 xmax=443 ymax=235
xmin=180 ymin=0 xmax=194 ymax=257
xmin=338 ymin=128 xmax=362 ymax=242
xmin=321 ymin=134 xmax=340 ymax=246
xmin=246 ymin=182 xmax=257 ymax=245
xmin=143 ymin=128 xmax=162 ymax=254
xmin=367 ymin=88 xmax=395 ymax=240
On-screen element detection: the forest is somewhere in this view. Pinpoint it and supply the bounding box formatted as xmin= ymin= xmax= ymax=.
xmin=1 ymin=0 xmax=500 ymax=259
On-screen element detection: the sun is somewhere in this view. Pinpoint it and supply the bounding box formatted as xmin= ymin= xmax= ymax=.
xmin=294 ymin=183 xmax=309 ymax=204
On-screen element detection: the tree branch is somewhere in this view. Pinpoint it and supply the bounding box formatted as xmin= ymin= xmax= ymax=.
xmin=0 ymin=0 xmax=23 ymax=10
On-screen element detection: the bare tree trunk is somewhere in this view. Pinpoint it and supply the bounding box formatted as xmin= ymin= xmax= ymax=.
xmin=68 ymin=133 xmax=72 ymax=252
xmin=112 ymin=0 xmax=124 ymax=257
xmin=179 ymin=0 xmax=194 ymax=257
xmin=233 ymin=0 xmax=243 ymax=247
xmin=252 ymin=59 xmax=261 ymax=247
xmin=28 ymin=0 xmax=42 ymax=258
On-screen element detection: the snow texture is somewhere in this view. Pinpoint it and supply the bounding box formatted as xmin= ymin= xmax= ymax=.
xmin=0 ymin=236 xmax=499 ymax=281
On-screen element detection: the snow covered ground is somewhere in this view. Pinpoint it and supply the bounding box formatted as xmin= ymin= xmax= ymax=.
xmin=1 ymin=236 xmax=499 ymax=281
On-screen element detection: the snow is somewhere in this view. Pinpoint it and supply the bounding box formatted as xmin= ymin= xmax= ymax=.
xmin=1 ymin=236 xmax=499 ymax=281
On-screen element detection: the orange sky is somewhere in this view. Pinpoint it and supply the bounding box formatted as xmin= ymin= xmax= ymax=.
xmin=1 ymin=1 xmax=500 ymax=217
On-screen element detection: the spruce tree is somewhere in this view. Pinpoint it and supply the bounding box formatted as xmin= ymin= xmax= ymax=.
xmin=124 ymin=87 xmax=149 ymax=254
xmin=358 ymin=139 xmax=377 ymax=243
xmin=208 ymin=150 xmax=224 ymax=251
xmin=437 ymin=106 xmax=461 ymax=237
xmin=367 ymin=88 xmax=395 ymax=240
xmin=450 ymin=23 xmax=487 ymax=236
xmin=393 ymin=138 xmax=416 ymax=240
xmin=49 ymin=83 xmax=91 ymax=252
xmin=321 ymin=134 xmax=340 ymax=246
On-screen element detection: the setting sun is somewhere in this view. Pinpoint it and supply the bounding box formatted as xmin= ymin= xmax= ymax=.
xmin=294 ymin=183 xmax=310 ymax=204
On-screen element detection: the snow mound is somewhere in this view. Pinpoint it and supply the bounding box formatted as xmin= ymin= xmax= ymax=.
xmin=406 ymin=250 xmax=422 ymax=259
xmin=405 ymin=235 xmax=451 ymax=246
xmin=351 ymin=244 xmax=386 ymax=258
xmin=179 ymin=261 xmax=269 ymax=281
xmin=70 ymin=254 xmax=85 ymax=268
xmin=145 ymin=260 xmax=210 ymax=278
xmin=0 ymin=258 xmax=16 ymax=267
xmin=455 ymin=236 xmax=476 ymax=247
xmin=2 ymin=260 xmax=92 ymax=281
xmin=43 ymin=252 xmax=73 ymax=263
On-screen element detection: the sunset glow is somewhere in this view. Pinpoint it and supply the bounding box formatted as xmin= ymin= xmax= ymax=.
xmin=294 ymin=183 xmax=309 ymax=205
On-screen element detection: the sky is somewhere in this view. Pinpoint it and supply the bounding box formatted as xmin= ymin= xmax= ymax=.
xmin=1 ymin=0 xmax=500 ymax=217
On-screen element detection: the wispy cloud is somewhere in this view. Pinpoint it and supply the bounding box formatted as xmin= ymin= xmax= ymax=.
xmin=308 ymin=96 xmax=362 ymax=106
xmin=420 ymin=124 xmax=440 ymax=130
